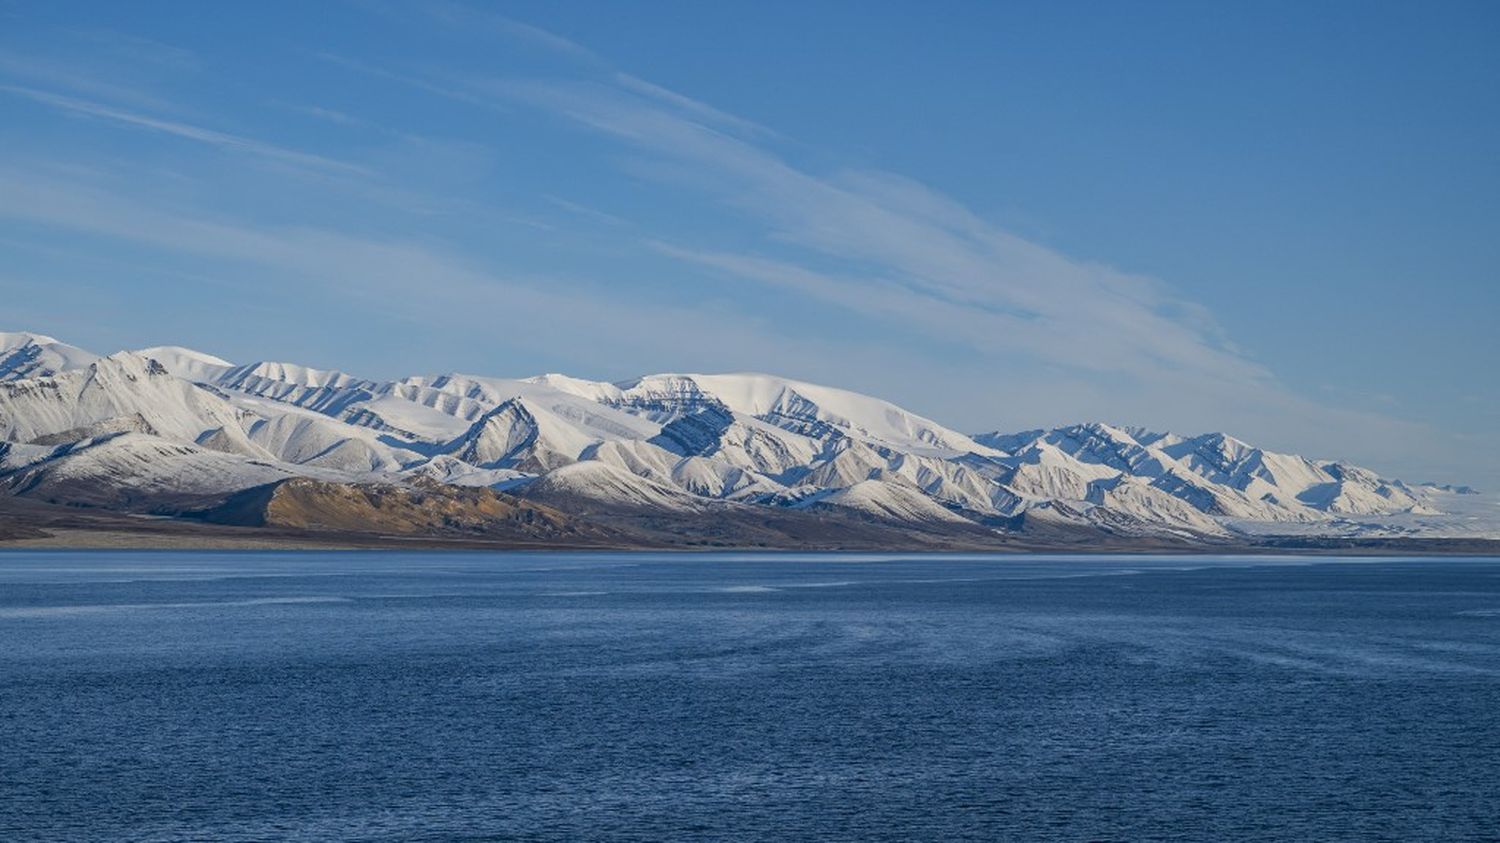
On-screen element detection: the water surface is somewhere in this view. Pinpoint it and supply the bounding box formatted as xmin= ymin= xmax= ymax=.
xmin=2 ymin=551 xmax=1498 ymax=840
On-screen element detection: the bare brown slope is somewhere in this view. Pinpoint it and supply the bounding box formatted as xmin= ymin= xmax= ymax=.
xmin=195 ymin=477 xmax=612 ymax=543
xmin=5 ymin=480 xmax=1497 ymax=554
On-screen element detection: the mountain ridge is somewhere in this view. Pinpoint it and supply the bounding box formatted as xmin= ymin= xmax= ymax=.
xmin=0 ymin=329 xmax=1493 ymax=548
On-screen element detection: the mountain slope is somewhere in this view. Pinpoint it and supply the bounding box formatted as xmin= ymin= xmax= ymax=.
xmin=0 ymin=432 xmax=292 ymax=510
xmin=0 ymin=332 xmax=99 ymax=381
xmin=197 ymin=477 xmax=604 ymax=543
xmin=0 ymin=353 xmax=255 ymax=450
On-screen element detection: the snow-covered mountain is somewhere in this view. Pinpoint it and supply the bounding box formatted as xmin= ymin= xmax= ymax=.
xmin=0 ymin=329 xmax=1491 ymax=543
xmin=0 ymin=332 xmax=99 ymax=381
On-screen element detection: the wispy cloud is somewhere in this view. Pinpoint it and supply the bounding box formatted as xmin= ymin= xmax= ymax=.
xmin=544 ymin=195 xmax=631 ymax=228
xmin=0 ymin=84 xmax=369 ymax=175
xmin=612 ymin=72 xmax=780 ymax=140
xmin=67 ymin=29 xmax=200 ymax=71
xmin=0 ymin=165 xmax=909 ymax=381
xmin=409 ymin=1 xmax=606 ymax=67
xmin=276 ymin=101 xmax=370 ymax=127
xmin=312 ymin=51 xmax=500 ymax=111
xmin=0 ymin=49 xmax=179 ymax=111
xmin=470 ymin=75 xmax=1270 ymax=390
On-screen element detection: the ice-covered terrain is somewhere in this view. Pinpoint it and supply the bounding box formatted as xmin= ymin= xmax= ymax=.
xmin=1 ymin=329 xmax=1494 ymax=542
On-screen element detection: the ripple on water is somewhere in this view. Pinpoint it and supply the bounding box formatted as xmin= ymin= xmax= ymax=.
xmin=0 ymin=551 xmax=1497 ymax=841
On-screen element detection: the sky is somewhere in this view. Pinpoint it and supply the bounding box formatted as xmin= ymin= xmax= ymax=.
xmin=1 ymin=0 xmax=1497 ymax=487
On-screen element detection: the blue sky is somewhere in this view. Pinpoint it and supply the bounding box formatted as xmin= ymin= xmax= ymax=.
xmin=2 ymin=0 xmax=1497 ymax=486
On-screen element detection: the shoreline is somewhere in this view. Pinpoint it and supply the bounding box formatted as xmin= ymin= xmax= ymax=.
xmin=3 ymin=526 xmax=1497 ymax=557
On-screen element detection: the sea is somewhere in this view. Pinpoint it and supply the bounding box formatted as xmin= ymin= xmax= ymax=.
xmin=2 ymin=551 xmax=1498 ymax=841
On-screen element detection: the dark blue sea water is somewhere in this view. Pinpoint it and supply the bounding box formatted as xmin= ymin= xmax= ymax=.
xmin=2 ymin=552 xmax=1499 ymax=841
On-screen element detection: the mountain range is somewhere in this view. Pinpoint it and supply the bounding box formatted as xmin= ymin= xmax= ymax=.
xmin=1 ymin=330 xmax=1493 ymax=550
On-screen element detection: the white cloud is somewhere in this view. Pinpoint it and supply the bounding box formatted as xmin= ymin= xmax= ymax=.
xmin=476 ymin=76 xmax=1270 ymax=387
xmin=0 ymin=84 xmax=369 ymax=175
xmin=0 ymin=166 xmax=920 ymax=384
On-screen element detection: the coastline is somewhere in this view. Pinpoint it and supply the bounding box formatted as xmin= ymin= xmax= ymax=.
xmin=4 ymin=524 xmax=1497 ymax=557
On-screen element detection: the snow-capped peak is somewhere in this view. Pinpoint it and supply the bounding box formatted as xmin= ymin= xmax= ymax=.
xmin=0 ymin=330 xmax=100 ymax=381
xmin=136 ymin=346 xmax=235 ymax=382
xmin=611 ymin=372 xmax=1001 ymax=457
xmin=0 ymin=330 xmax=63 ymax=348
